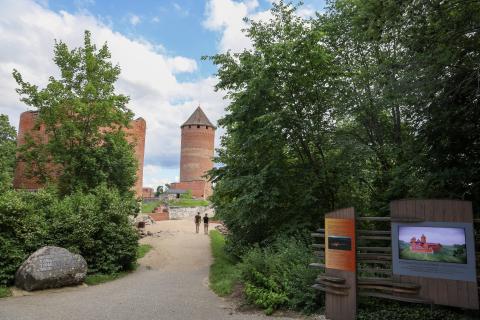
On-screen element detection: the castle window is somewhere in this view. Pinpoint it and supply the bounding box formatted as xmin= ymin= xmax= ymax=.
xmin=188 ymin=125 xmax=191 ymax=129
xmin=197 ymin=125 xmax=200 ymax=128
xmin=206 ymin=126 xmax=208 ymax=130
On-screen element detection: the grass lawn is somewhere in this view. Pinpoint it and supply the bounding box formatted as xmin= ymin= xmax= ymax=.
xmin=168 ymin=198 xmax=209 ymax=207
xmin=85 ymin=244 xmax=153 ymax=286
xmin=137 ymin=243 xmax=153 ymax=259
xmin=0 ymin=287 xmax=11 ymax=298
xmin=399 ymin=246 xmax=466 ymax=264
xmin=209 ymin=230 xmax=240 ymax=296
xmin=141 ymin=200 xmax=162 ymax=213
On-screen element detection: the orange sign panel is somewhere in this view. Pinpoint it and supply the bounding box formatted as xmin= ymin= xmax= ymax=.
xmin=325 ymin=218 xmax=356 ymax=272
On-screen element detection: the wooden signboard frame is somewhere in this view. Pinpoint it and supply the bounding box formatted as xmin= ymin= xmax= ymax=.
xmin=390 ymin=199 xmax=479 ymax=309
xmin=311 ymin=200 xmax=479 ymax=320
xmin=324 ymin=207 xmax=357 ymax=320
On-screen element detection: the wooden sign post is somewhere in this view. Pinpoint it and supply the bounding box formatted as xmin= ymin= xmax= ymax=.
xmin=324 ymin=208 xmax=357 ymax=320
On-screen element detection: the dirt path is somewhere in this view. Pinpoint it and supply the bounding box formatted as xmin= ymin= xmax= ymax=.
xmin=0 ymin=219 xmax=301 ymax=320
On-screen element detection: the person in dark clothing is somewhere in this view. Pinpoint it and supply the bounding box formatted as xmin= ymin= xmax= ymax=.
xmin=203 ymin=213 xmax=209 ymax=235
xmin=194 ymin=212 xmax=201 ymax=233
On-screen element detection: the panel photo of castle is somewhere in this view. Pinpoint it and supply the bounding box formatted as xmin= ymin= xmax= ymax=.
xmin=398 ymin=226 xmax=467 ymax=264
xmin=327 ymin=236 xmax=352 ymax=251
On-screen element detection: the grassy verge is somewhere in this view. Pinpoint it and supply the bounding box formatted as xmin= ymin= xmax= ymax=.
xmin=85 ymin=273 xmax=127 ymax=285
xmin=168 ymin=199 xmax=210 ymax=207
xmin=141 ymin=200 xmax=162 ymax=213
xmin=209 ymin=230 xmax=240 ymax=296
xmin=86 ymin=244 xmax=153 ymax=286
xmin=0 ymin=287 xmax=11 ymax=298
xmin=137 ymin=243 xmax=153 ymax=259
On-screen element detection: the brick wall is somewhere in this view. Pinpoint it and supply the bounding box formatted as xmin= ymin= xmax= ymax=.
xmin=124 ymin=118 xmax=146 ymax=198
xmin=13 ymin=111 xmax=146 ymax=198
xmin=170 ymin=180 xmax=212 ymax=199
xmin=142 ymin=187 xmax=154 ymax=198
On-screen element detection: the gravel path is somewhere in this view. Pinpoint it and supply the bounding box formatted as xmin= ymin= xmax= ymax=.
xmin=0 ymin=219 xmax=301 ymax=320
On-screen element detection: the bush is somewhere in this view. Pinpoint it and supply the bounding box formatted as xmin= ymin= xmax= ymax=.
xmin=0 ymin=190 xmax=48 ymax=285
xmin=0 ymin=185 xmax=139 ymax=285
xmin=44 ymin=186 xmax=139 ymax=274
xmin=240 ymin=236 xmax=318 ymax=314
xmin=180 ymin=190 xmax=193 ymax=199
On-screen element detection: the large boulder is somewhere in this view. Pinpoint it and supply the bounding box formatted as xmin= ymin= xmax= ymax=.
xmin=15 ymin=246 xmax=87 ymax=291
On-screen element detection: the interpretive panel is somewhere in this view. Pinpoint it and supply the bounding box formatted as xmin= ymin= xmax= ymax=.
xmin=390 ymin=199 xmax=479 ymax=309
xmin=392 ymin=222 xmax=476 ymax=282
xmin=325 ymin=218 xmax=356 ymax=272
xmin=324 ymin=208 xmax=356 ymax=320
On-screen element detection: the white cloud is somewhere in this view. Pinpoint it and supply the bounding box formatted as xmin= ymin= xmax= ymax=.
xmin=129 ymin=14 xmax=141 ymax=26
xmin=151 ymin=16 xmax=160 ymax=23
xmin=143 ymin=164 xmax=176 ymax=188
xmin=203 ymin=0 xmax=320 ymax=53
xmin=203 ymin=0 xmax=260 ymax=52
xmin=0 ymin=0 xmax=227 ymax=187
xmin=297 ymin=5 xmax=317 ymax=19
xmin=167 ymin=56 xmax=198 ymax=74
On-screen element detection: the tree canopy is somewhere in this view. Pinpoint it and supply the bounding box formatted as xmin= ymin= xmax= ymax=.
xmin=208 ymin=0 xmax=480 ymax=254
xmin=0 ymin=115 xmax=17 ymax=191
xmin=13 ymin=31 xmax=137 ymax=196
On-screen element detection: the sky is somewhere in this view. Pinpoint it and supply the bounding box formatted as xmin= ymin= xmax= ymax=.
xmin=399 ymin=227 xmax=466 ymax=246
xmin=0 ymin=0 xmax=326 ymax=188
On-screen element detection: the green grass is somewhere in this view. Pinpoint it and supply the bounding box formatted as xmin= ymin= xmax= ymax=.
xmin=85 ymin=273 xmax=127 ymax=285
xmin=141 ymin=200 xmax=162 ymax=213
xmin=85 ymin=244 xmax=153 ymax=286
xmin=399 ymin=246 xmax=466 ymax=264
xmin=0 ymin=287 xmax=11 ymax=298
xmin=168 ymin=198 xmax=209 ymax=207
xmin=399 ymin=241 xmax=467 ymax=264
xmin=209 ymin=230 xmax=241 ymax=296
xmin=137 ymin=244 xmax=153 ymax=259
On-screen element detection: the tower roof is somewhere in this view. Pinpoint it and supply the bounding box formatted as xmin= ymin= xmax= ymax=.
xmin=181 ymin=106 xmax=216 ymax=129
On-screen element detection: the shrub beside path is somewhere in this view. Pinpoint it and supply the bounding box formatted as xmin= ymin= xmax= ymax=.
xmin=0 ymin=219 xmax=300 ymax=320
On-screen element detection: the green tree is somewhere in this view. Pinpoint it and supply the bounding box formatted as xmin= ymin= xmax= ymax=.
xmin=319 ymin=0 xmax=420 ymax=212
xmin=13 ymin=31 xmax=137 ymax=196
xmin=155 ymin=185 xmax=164 ymax=197
xmin=209 ymin=0 xmax=480 ymax=255
xmin=399 ymin=1 xmax=480 ymax=206
xmin=0 ymin=115 xmax=17 ymax=191
xmin=325 ymin=0 xmax=480 ymax=209
xmin=207 ymin=2 xmax=358 ymax=253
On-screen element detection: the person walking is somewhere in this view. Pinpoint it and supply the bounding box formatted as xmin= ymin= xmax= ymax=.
xmin=203 ymin=213 xmax=209 ymax=235
xmin=194 ymin=212 xmax=201 ymax=233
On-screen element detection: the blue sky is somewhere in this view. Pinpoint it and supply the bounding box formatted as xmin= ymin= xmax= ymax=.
xmin=399 ymin=227 xmax=466 ymax=246
xmin=45 ymin=0 xmax=221 ymax=79
xmin=0 ymin=0 xmax=326 ymax=188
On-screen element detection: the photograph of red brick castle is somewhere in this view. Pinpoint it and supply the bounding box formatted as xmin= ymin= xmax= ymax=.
xmin=409 ymin=234 xmax=442 ymax=254
xmin=399 ymin=226 xmax=467 ymax=264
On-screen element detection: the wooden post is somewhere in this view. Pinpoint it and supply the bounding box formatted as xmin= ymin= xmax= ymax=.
xmin=324 ymin=207 xmax=357 ymax=320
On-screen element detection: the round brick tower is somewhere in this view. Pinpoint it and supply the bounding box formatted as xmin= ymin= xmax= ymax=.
xmin=178 ymin=106 xmax=216 ymax=198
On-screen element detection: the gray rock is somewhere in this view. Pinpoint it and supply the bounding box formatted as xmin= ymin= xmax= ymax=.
xmin=15 ymin=246 xmax=87 ymax=291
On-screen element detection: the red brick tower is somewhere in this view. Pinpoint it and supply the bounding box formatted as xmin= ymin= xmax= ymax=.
xmin=171 ymin=107 xmax=215 ymax=199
